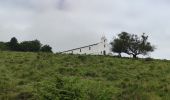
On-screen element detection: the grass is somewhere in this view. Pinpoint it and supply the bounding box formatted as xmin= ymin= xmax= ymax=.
xmin=0 ymin=51 xmax=170 ymax=100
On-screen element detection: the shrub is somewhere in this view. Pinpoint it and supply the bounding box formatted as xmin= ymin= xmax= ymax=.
xmin=40 ymin=45 xmax=52 ymax=53
xmin=0 ymin=42 xmax=9 ymax=51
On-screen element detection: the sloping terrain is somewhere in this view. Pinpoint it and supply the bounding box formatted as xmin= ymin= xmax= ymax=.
xmin=0 ymin=51 xmax=170 ymax=100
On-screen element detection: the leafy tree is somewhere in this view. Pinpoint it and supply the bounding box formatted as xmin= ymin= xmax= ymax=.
xmin=0 ymin=37 xmax=53 ymax=53
xmin=110 ymin=39 xmax=124 ymax=57
xmin=111 ymin=32 xmax=155 ymax=58
xmin=8 ymin=37 xmax=19 ymax=51
xmin=20 ymin=40 xmax=42 ymax=52
xmin=40 ymin=45 xmax=53 ymax=53
xmin=110 ymin=32 xmax=130 ymax=57
xmin=0 ymin=42 xmax=9 ymax=51
xmin=126 ymin=33 xmax=155 ymax=58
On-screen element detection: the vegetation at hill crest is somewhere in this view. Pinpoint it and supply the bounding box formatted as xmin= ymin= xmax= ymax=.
xmin=0 ymin=37 xmax=52 ymax=53
xmin=111 ymin=32 xmax=155 ymax=58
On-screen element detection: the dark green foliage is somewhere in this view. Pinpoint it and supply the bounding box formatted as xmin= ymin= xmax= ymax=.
xmin=111 ymin=32 xmax=130 ymax=57
xmin=0 ymin=51 xmax=170 ymax=99
xmin=0 ymin=37 xmax=53 ymax=53
xmin=19 ymin=40 xmax=41 ymax=52
xmin=111 ymin=32 xmax=155 ymax=58
xmin=127 ymin=33 xmax=155 ymax=58
xmin=110 ymin=39 xmax=125 ymax=57
xmin=8 ymin=37 xmax=19 ymax=51
xmin=40 ymin=45 xmax=52 ymax=53
xmin=0 ymin=42 xmax=9 ymax=50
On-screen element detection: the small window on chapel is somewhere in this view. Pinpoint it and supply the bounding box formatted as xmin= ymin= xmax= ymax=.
xmin=80 ymin=49 xmax=81 ymax=52
xmin=104 ymin=45 xmax=106 ymax=48
xmin=89 ymin=46 xmax=91 ymax=50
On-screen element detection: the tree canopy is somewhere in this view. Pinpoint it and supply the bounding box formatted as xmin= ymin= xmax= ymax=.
xmin=0 ymin=37 xmax=53 ymax=53
xmin=8 ymin=37 xmax=19 ymax=51
xmin=40 ymin=45 xmax=52 ymax=53
xmin=111 ymin=32 xmax=155 ymax=58
xmin=20 ymin=40 xmax=42 ymax=52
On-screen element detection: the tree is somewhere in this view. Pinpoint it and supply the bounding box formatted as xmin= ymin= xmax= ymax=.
xmin=0 ymin=42 xmax=9 ymax=51
xmin=110 ymin=39 xmax=124 ymax=57
xmin=20 ymin=40 xmax=42 ymax=52
xmin=111 ymin=32 xmax=155 ymax=58
xmin=40 ymin=45 xmax=52 ymax=53
xmin=126 ymin=33 xmax=155 ymax=58
xmin=8 ymin=37 xmax=19 ymax=51
xmin=110 ymin=32 xmax=130 ymax=57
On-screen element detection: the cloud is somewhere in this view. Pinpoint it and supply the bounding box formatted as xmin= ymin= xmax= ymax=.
xmin=0 ymin=0 xmax=170 ymax=59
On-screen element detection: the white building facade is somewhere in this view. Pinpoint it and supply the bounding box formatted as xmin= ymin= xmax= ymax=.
xmin=62 ymin=36 xmax=112 ymax=55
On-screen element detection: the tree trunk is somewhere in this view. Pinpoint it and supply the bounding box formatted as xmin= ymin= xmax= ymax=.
xmin=133 ymin=54 xmax=137 ymax=58
xmin=118 ymin=53 xmax=122 ymax=57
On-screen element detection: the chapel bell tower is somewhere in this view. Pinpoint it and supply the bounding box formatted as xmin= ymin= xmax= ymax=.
xmin=101 ymin=36 xmax=107 ymax=43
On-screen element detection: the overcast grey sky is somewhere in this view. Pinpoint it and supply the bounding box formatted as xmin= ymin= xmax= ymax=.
xmin=0 ymin=0 xmax=170 ymax=59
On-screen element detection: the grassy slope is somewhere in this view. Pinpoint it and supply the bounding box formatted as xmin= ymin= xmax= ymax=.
xmin=0 ymin=51 xmax=170 ymax=100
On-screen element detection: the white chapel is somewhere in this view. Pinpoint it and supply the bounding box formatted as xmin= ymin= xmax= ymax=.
xmin=62 ymin=36 xmax=112 ymax=55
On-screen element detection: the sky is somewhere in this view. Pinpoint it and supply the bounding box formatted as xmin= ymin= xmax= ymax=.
xmin=0 ymin=0 xmax=170 ymax=59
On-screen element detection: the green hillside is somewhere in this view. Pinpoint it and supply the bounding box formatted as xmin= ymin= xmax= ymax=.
xmin=0 ymin=51 xmax=170 ymax=100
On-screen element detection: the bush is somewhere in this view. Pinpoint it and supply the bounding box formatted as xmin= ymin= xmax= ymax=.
xmin=0 ymin=42 xmax=9 ymax=51
xmin=40 ymin=45 xmax=52 ymax=53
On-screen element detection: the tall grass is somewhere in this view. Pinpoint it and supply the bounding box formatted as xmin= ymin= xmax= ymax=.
xmin=0 ymin=51 xmax=170 ymax=100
